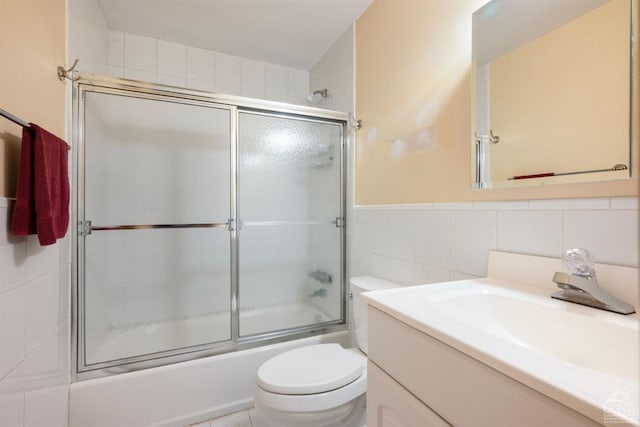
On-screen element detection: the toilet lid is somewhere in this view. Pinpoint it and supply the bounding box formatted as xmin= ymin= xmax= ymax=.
xmin=257 ymin=344 xmax=365 ymax=395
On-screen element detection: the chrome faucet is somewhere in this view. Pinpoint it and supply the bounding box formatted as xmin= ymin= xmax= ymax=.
xmin=308 ymin=269 xmax=333 ymax=284
xmin=309 ymin=288 xmax=327 ymax=298
xmin=551 ymin=249 xmax=635 ymax=315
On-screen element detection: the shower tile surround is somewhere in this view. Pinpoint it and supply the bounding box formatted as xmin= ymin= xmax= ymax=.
xmin=70 ymin=21 xmax=340 ymax=367
xmin=0 ymin=199 xmax=70 ymax=426
xmin=107 ymin=31 xmax=310 ymax=105
xmin=309 ymin=25 xmax=355 ymax=113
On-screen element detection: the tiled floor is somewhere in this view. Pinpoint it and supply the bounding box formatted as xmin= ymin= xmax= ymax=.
xmin=188 ymin=408 xmax=257 ymax=427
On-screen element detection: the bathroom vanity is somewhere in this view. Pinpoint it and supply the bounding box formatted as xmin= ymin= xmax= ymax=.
xmin=362 ymin=251 xmax=639 ymax=427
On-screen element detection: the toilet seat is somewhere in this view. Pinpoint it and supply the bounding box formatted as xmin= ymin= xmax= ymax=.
xmin=255 ymin=345 xmax=367 ymax=413
xmin=255 ymin=366 xmax=367 ymax=413
xmin=257 ymin=344 xmax=365 ymax=395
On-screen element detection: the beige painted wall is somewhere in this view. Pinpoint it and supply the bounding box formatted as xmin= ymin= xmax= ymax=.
xmin=0 ymin=0 xmax=67 ymax=198
xmin=355 ymin=0 xmax=638 ymax=204
xmin=490 ymin=0 xmax=629 ymax=183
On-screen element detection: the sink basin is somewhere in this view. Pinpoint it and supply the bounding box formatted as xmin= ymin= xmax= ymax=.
xmin=362 ymin=278 xmax=640 ymax=426
xmin=425 ymin=282 xmax=639 ymax=380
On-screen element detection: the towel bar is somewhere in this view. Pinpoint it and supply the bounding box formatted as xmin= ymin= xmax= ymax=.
xmin=0 ymin=107 xmax=71 ymax=150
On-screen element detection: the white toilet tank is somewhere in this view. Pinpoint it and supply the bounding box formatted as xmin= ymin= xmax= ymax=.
xmin=350 ymin=276 xmax=402 ymax=354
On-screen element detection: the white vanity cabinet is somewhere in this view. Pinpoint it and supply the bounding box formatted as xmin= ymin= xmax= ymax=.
xmin=367 ymin=361 xmax=450 ymax=426
xmin=366 ymin=307 xmax=602 ymax=427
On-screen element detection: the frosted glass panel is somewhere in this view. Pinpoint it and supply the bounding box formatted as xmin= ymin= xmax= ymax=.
xmin=76 ymin=85 xmax=346 ymax=373
xmin=81 ymin=92 xmax=232 ymax=366
xmin=84 ymin=228 xmax=230 ymax=365
xmin=84 ymin=92 xmax=231 ymax=225
xmin=237 ymin=113 xmax=342 ymax=221
xmin=238 ymin=113 xmax=343 ymax=336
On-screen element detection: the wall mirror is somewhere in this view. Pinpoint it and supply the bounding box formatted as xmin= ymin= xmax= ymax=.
xmin=472 ymin=0 xmax=633 ymax=189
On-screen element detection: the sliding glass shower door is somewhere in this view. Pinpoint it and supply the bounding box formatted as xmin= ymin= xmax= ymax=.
xmin=237 ymin=112 xmax=344 ymax=336
xmin=75 ymin=76 xmax=347 ymax=377
xmin=81 ymin=91 xmax=233 ymax=367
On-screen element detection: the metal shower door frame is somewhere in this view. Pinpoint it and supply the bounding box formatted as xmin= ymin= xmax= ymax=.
xmin=71 ymin=73 xmax=348 ymax=381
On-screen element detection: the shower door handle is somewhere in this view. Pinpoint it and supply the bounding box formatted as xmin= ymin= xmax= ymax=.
xmin=83 ymin=221 xmax=231 ymax=234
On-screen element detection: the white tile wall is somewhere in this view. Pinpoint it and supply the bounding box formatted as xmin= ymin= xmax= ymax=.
xmin=107 ymin=31 xmax=125 ymax=67
xmin=107 ymin=30 xmax=309 ymax=105
xmin=241 ymin=60 xmax=267 ymax=99
xmin=0 ymin=210 xmax=26 ymax=294
xmin=414 ymin=210 xmax=450 ymax=268
xmin=450 ymin=211 xmax=497 ymax=276
xmin=497 ymin=211 xmax=562 ymax=256
xmin=349 ymin=197 xmax=639 ymax=286
xmin=124 ymin=67 xmax=157 ymax=83
xmin=124 ymin=34 xmax=157 ymax=72
xmin=309 ymin=25 xmax=354 ymax=112
xmin=215 ymin=53 xmax=242 ymax=93
xmin=158 ymin=41 xmax=188 ymax=78
xmin=187 ymin=78 xmax=216 ymax=93
xmin=107 ymin=65 xmax=124 ymax=78
xmin=0 ymin=199 xmax=70 ymax=427
xmin=0 ymin=285 xmax=25 ymax=379
xmin=287 ymin=69 xmax=310 ymax=105
xmin=157 ymin=73 xmax=186 ymax=88
xmin=610 ymin=196 xmax=639 ymax=210
xmin=187 ymin=46 xmax=216 ymax=82
xmin=564 ymin=210 xmax=639 ymax=266
xmin=68 ymin=0 xmax=110 ymax=75
xmin=265 ymin=64 xmax=289 ymax=101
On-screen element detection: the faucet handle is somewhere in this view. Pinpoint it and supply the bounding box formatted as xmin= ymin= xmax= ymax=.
xmin=562 ymin=248 xmax=595 ymax=277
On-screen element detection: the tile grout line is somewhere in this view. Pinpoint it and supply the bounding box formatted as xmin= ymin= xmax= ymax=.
xmin=494 ymin=209 xmax=500 ymax=253
xmin=560 ymin=209 xmax=566 ymax=253
xmin=446 ymin=209 xmax=452 ymax=277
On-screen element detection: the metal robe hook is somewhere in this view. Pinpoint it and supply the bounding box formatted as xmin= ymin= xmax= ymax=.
xmin=475 ymin=130 xmax=500 ymax=144
xmin=348 ymin=112 xmax=362 ymax=130
xmin=488 ymin=129 xmax=500 ymax=144
xmin=57 ymin=59 xmax=80 ymax=82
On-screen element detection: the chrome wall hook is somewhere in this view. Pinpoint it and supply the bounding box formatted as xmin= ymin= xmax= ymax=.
xmin=488 ymin=129 xmax=500 ymax=144
xmin=475 ymin=129 xmax=500 ymax=144
xmin=348 ymin=112 xmax=362 ymax=130
xmin=57 ymin=59 xmax=80 ymax=82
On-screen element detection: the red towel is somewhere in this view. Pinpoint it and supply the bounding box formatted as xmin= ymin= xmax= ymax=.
xmin=11 ymin=123 xmax=69 ymax=246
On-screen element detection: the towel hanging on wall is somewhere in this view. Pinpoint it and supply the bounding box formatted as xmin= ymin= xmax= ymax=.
xmin=11 ymin=123 xmax=70 ymax=246
xmin=0 ymin=107 xmax=70 ymax=149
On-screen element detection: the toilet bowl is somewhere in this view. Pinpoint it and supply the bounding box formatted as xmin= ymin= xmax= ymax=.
xmin=253 ymin=276 xmax=401 ymax=427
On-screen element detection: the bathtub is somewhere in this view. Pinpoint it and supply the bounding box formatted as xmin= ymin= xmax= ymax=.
xmin=86 ymin=303 xmax=336 ymax=365
xmin=70 ymin=304 xmax=349 ymax=427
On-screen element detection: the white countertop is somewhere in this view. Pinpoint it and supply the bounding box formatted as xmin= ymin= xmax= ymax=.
xmin=361 ymin=252 xmax=639 ymax=426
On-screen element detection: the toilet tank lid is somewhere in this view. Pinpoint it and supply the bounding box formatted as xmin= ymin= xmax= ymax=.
xmin=257 ymin=344 xmax=365 ymax=395
xmin=350 ymin=276 xmax=401 ymax=292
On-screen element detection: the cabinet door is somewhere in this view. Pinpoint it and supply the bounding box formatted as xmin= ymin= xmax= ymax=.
xmin=367 ymin=361 xmax=451 ymax=427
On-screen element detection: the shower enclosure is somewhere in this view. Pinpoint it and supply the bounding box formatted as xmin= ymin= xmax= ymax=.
xmin=72 ymin=74 xmax=347 ymax=379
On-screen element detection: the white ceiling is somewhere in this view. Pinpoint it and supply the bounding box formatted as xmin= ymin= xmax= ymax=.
xmin=97 ymin=0 xmax=374 ymax=70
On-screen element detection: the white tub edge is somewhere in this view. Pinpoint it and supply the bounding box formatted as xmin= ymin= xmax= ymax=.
xmin=70 ymin=331 xmax=349 ymax=427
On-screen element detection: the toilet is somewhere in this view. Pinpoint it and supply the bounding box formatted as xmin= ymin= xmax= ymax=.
xmin=253 ymin=276 xmax=401 ymax=427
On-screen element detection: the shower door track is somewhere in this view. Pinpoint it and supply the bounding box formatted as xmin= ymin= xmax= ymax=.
xmin=72 ymin=73 xmax=349 ymax=381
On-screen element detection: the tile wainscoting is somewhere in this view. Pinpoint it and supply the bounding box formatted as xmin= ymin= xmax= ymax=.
xmin=348 ymin=197 xmax=638 ymax=285
xmin=0 ymin=198 xmax=70 ymax=426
